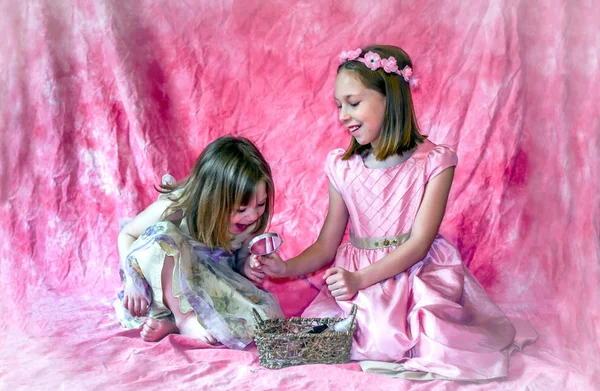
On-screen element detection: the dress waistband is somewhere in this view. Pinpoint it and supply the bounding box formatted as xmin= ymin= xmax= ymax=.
xmin=349 ymin=231 xmax=411 ymax=250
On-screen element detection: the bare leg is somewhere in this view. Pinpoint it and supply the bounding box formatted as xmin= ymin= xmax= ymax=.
xmin=138 ymin=255 xmax=180 ymax=341
xmin=161 ymin=256 xmax=218 ymax=344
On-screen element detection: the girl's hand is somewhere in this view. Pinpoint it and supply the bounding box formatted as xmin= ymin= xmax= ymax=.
xmin=323 ymin=267 xmax=362 ymax=301
xmin=243 ymin=255 xmax=266 ymax=285
xmin=123 ymin=281 xmax=149 ymax=318
xmin=256 ymin=252 xmax=288 ymax=278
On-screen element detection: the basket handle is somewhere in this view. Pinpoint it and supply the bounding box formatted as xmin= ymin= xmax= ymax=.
xmin=348 ymin=304 xmax=358 ymax=330
xmin=251 ymin=308 xmax=265 ymax=326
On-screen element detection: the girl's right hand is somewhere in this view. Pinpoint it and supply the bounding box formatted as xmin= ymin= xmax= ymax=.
xmin=123 ymin=281 xmax=149 ymax=318
xmin=244 ymin=255 xmax=266 ymax=285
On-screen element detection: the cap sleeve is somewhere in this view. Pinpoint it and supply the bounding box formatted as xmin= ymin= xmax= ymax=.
xmin=426 ymin=145 xmax=458 ymax=183
xmin=324 ymin=149 xmax=346 ymax=193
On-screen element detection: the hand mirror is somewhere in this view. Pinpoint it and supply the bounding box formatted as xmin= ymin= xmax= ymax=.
xmin=248 ymin=233 xmax=283 ymax=256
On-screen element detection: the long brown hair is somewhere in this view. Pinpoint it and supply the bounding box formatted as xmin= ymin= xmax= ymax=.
xmin=338 ymin=44 xmax=426 ymax=160
xmin=159 ymin=136 xmax=274 ymax=251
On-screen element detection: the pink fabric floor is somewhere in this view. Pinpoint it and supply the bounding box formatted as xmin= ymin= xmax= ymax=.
xmin=1 ymin=0 xmax=598 ymax=389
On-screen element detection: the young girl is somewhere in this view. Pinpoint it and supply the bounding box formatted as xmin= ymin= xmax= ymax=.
xmin=114 ymin=136 xmax=283 ymax=350
xmin=253 ymin=45 xmax=536 ymax=380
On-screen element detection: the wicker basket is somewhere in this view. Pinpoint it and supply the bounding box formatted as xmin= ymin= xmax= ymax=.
xmin=252 ymin=304 xmax=357 ymax=369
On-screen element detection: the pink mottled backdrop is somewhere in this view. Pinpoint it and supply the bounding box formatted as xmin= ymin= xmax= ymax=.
xmin=1 ymin=0 xmax=598 ymax=389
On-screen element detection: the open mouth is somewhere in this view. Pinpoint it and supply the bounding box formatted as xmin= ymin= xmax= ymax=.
xmin=235 ymin=223 xmax=250 ymax=232
xmin=348 ymin=125 xmax=360 ymax=133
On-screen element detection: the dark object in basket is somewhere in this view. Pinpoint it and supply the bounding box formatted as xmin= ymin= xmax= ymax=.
xmin=252 ymin=304 xmax=357 ymax=369
xmin=303 ymin=324 xmax=328 ymax=334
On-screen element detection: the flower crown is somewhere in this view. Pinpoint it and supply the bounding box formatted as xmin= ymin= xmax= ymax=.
xmin=339 ymin=48 xmax=419 ymax=89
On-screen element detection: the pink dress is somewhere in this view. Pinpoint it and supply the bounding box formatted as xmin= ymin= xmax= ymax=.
xmin=302 ymin=140 xmax=534 ymax=380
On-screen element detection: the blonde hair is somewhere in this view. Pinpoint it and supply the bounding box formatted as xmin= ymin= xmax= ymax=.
xmin=159 ymin=136 xmax=274 ymax=252
xmin=338 ymin=44 xmax=426 ymax=160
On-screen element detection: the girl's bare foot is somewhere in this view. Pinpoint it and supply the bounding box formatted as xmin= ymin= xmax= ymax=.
xmin=190 ymin=326 xmax=218 ymax=345
xmin=178 ymin=313 xmax=218 ymax=345
xmin=140 ymin=317 xmax=179 ymax=342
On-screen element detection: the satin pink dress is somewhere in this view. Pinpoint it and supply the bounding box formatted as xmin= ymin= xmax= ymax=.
xmin=302 ymin=140 xmax=531 ymax=380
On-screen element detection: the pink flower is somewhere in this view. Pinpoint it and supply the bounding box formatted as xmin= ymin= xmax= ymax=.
xmin=363 ymin=51 xmax=381 ymax=70
xmin=400 ymin=65 xmax=413 ymax=82
xmin=380 ymin=57 xmax=398 ymax=73
xmin=339 ymin=48 xmax=362 ymax=63
xmin=409 ymin=77 xmax=419 ymax=90
xmin=347 ymin=48 xmax=361 ymax=60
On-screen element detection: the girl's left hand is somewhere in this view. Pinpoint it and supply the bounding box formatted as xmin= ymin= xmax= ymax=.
xmin=323 ymin=267 xmax=362 ymax=301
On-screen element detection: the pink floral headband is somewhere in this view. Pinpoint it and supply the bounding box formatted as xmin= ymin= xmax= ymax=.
xmin=339 ymin=48 xmax=419 ymax=89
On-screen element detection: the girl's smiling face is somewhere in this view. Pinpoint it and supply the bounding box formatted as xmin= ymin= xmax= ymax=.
xmin=335 ymin=69 xmax=386 ymax=149
xmin=230 ymin=181 xmax=267 ymax=234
